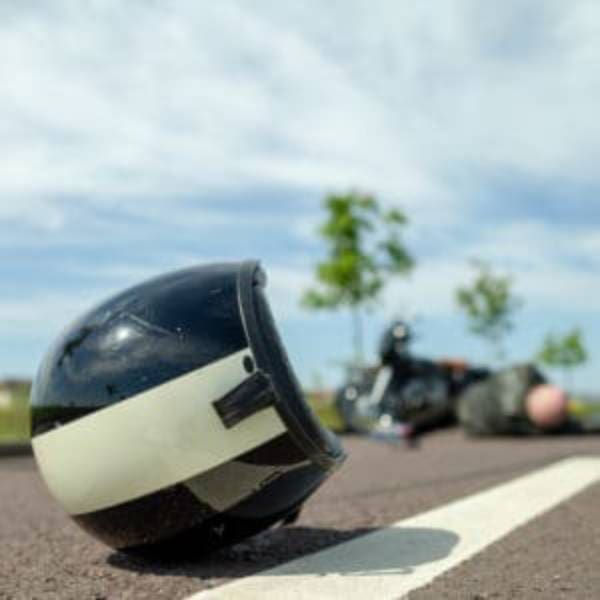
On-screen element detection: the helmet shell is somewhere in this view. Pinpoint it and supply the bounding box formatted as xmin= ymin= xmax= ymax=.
xmin=31 ymin=261 xmax=345 ymax=555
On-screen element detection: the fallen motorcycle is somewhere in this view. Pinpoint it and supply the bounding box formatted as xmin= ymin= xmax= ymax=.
xmin=335 ymin=321 xmax=489 ymax=437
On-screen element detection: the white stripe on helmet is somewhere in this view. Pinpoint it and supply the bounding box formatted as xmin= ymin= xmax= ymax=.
xmin=32 ymin=348 xmax=286 ymax=515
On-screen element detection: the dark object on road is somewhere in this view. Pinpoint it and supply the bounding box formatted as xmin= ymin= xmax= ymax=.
xmin=0 ymin=442 xmax=32 ymax=457
xmin=29 ymin=261 xmax=345 ymax=557
xmin=335 ymin=321 xmax=489 ymax=438
xmin=456 ymin=363 xmax=571 ymax=435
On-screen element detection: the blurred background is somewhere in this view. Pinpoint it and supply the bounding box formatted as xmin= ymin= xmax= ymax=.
xmin=1 ymin=1 xmax=598 ymax=442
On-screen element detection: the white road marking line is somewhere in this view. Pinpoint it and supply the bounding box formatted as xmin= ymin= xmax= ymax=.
xmin=189 ymin=456 xmax=600 ymax=600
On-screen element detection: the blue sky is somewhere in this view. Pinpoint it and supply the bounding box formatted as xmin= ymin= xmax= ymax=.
xmin=1 ymin=1 xmax=599 ymax=392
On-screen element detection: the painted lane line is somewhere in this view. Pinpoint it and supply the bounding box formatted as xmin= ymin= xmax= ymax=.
xmin=189 ymin=456 xmax=600 ymax=600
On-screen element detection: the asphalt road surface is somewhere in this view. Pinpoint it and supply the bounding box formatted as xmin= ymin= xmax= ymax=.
xmin=2 ymin=429 xmax=600 ymax=599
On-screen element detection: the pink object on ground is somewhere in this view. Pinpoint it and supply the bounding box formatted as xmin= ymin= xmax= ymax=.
xmin=525 ymin=384 xmax=568 ymax=430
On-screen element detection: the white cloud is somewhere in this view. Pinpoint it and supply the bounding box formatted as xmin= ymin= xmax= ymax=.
xmin=0 ymin=292 xmax=96 ymax=340
xmin=269 ymin=219 xmax=600 ymax=321
xmin=4 ymin=0 xmax=600 ymax=228
xmin=1 ymin=1 xmax=599 ymax=388
xmin=383 ymin=221 xmax=600 ymax=317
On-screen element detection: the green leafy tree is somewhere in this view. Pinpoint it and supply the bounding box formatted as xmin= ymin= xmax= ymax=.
xmin=536 ymin=328 xmax=588 ymax=389
xmin=455 ymin=260 xmax=521 ymax=364
xmin=302 ymin=191 xmax=414 ymax=364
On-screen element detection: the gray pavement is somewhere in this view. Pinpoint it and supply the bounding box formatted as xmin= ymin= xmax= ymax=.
xmin=2 ymin=429 xmax=600 ymax=599
xmin=411 ymin=482 xmax=600 ymax=599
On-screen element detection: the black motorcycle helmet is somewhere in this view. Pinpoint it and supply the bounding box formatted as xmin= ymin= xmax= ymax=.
xmin=379 ymin=320 xmax=413 ymax=363
xmin=30 ymin=261 xmax=345 ymax=556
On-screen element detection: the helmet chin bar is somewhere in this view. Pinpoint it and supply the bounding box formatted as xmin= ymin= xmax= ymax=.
xmin=30 ymin=261 xmax=345 ymax=556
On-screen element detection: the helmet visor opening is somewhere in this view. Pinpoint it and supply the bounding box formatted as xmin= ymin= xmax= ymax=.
xmin=238 ymin=262 xmax=344 ymax=470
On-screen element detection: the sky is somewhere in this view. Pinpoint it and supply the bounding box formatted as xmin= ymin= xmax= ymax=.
xmin=1 ymin=1 xmax=599 ymax=392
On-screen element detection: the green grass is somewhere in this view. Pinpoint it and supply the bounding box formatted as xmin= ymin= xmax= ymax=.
xmin=0 ymin=383 xmax=31 ymax=444
xmin=306 ymin=390 xmax=345 ymax=432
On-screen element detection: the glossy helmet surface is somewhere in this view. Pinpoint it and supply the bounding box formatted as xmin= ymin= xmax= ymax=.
xmin=30 ymin=261 xmax=345 ymax=556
